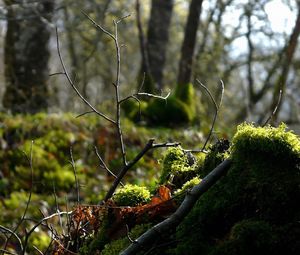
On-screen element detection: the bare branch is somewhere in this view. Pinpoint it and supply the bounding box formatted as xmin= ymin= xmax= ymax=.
xmin=263 ymin=89 xmax=283 ymax=127
xmin=197 ymin=80 xmax=224 ymax=151
xmin=103 ymin=139 xmax=180 ymax=202
xmin=0 ymin=226 xmax=23 ymax=252
xmin=94 ymin=146 xmax=124 ymax=187
xmin=55 ymin=27 xmax=116 ymax=124
xmin=119 ymin=90 xmax=171 ymax=104
xmin=121 ymin=159 xmax=232 ymax=255
xmin=22 ymin=211 xmax=72 ymax=254
xmin=69 ymin=147 xmax=80 ymax=205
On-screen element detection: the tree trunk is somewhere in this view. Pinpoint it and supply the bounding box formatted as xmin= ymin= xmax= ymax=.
xmin=137 ymin=0 xmax=174 ymax=93
xmin=177 ymin=0 xmax=204 ymax=86
xmin=3 ymin=1 xmax=54 ymax=114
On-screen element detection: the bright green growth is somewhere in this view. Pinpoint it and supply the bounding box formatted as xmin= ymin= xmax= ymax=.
xmin=174 ymin=177 xmax=202 ymax=196
xmin=113 ymin=184 xmax=151 ymax=206
xmin=159 ymin=147 xmax=196 ymax=185
xmin=28 ymin=231 xmax=52 ymax=253
xmin=174 ymin=83 xmax=195 ymax=106
xmin=101 ymin=224 xmax=152 ymax=255
xmin=174 ymin=123 xmax=300 ymax=255
xmin=231 ymin=123 xmax=300 ymax=163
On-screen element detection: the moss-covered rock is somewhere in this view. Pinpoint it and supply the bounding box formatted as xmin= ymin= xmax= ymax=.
xmin=145 ymin=96 xmax=195 ymax=126
xmin=113 ymin=184 xmax=151 ymax=207
xmin=174 ymin=123 xmax=300 ymax=255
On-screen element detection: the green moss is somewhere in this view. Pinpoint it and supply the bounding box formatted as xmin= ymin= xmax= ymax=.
xmin=28 ymin=231 xmax=52 ymax=253
xmin=113 ymin=184 xmax=151 ymax=206
xmin=174 ymin=177 xmax=202 ymax=196
xmin=210 ymin=220 xmax=275 ymax=255
xmin=145 ymin=96 xmax=195 ymax=126
xmin=174 ymin=123 xmax=300 ymax=255
xmin=201 ymin=139 xmax=230 ymax=177
xmin=231 ymin=123 xmax=300 ymax=165
xmin=101 ymin=224 xmax=152 ymax=255
xmin=174 ymin=83 xmax=195 ymax=106
xmin=122 ymin=99 xmax=149 ymax=122
xmin=159 ymin=147 xmax=197 ymax=186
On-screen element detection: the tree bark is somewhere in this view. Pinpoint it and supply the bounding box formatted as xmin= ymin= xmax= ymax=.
xmin=138 ymin=0 xmax=174 ymax=92
xmin=3 ymin=1 xmax=54 ymax=114
xmin=177 ymin=0 xmax=204 ymax=86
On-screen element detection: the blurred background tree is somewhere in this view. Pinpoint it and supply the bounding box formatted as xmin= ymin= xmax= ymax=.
xmin=0 ymin=0 xmax=299 ymax=130
xmin=2 ymin=0 xmax=54 ymax=113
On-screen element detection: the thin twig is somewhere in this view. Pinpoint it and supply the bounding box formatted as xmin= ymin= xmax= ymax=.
xmin=125 ymin=224 xmax=137 ymax=244
xmin=53 ymin=183 xmax=65 ymax=236
xmin=75 ymin=110 xmax=95 ymax=118
xmin=263 ymin=89 xmax=283 ymax=127
xmin=119 ymin=91 xmax=171 ymax=104
xmin=197 ymin=80 xmax=224 ymax=151
xmin=94 ymin=146 xmax=124 ymax=187
xmin=33 ymin=246 xmax=44 ymax=255
xmin=69 ymin=147 xmax=80 ymax=204
xmin=0 ymin=249 xmax=18 ymax=255
xmin=82 ymin=10 xmax=128 ymax=166
xmin=3 ymin=141 xmax=34 ymax=254
xmin=22 ymin=211 xmax=72 ymax=253
xmin=55 ymin=27 xmax=115 ymax=124
xmin=0 ymin=226 xmax=23 ymax=252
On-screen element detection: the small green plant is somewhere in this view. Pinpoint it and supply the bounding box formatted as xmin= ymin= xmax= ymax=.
xmin=113 ymin=184 xmax=151 ymax=206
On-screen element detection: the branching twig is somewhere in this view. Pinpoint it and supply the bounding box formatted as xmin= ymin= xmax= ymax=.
xmin=55 ymin=27 xmax=116 ymax=124
xmin=119 ymin=91 xmax=171 ymax=105
xmin=94 ymin=146 xmax=124 ymax=187
xmin=103 ymin=139 xmax=180 ymax=202
xmin=120 ymin=159 xmax=232 ymax=255
xmin=81 ymin=11 xmax=128 ymax=166
xmin=197 ymin=80 xmax=224 ymax=151
xmin=22 ymin=211 xmax=72 ymax=254
xmin=0 ymin=226 xmax=23 ymax=252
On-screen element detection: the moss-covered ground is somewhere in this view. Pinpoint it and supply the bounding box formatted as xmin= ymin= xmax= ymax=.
xmin=0 ymin=113 xmax=299 ymax=254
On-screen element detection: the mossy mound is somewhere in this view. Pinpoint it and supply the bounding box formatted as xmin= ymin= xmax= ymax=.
xmin=174 ymin=123 xmax=300 ymax=255
xmin=145 ymin=96 xmax=194 ymax=126
xmin=113 ymin=184 xmax=151 ymax=207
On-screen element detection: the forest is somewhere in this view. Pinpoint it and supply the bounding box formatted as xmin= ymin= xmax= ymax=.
xmin=0 ymin=0 xmax=299 ymax=254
